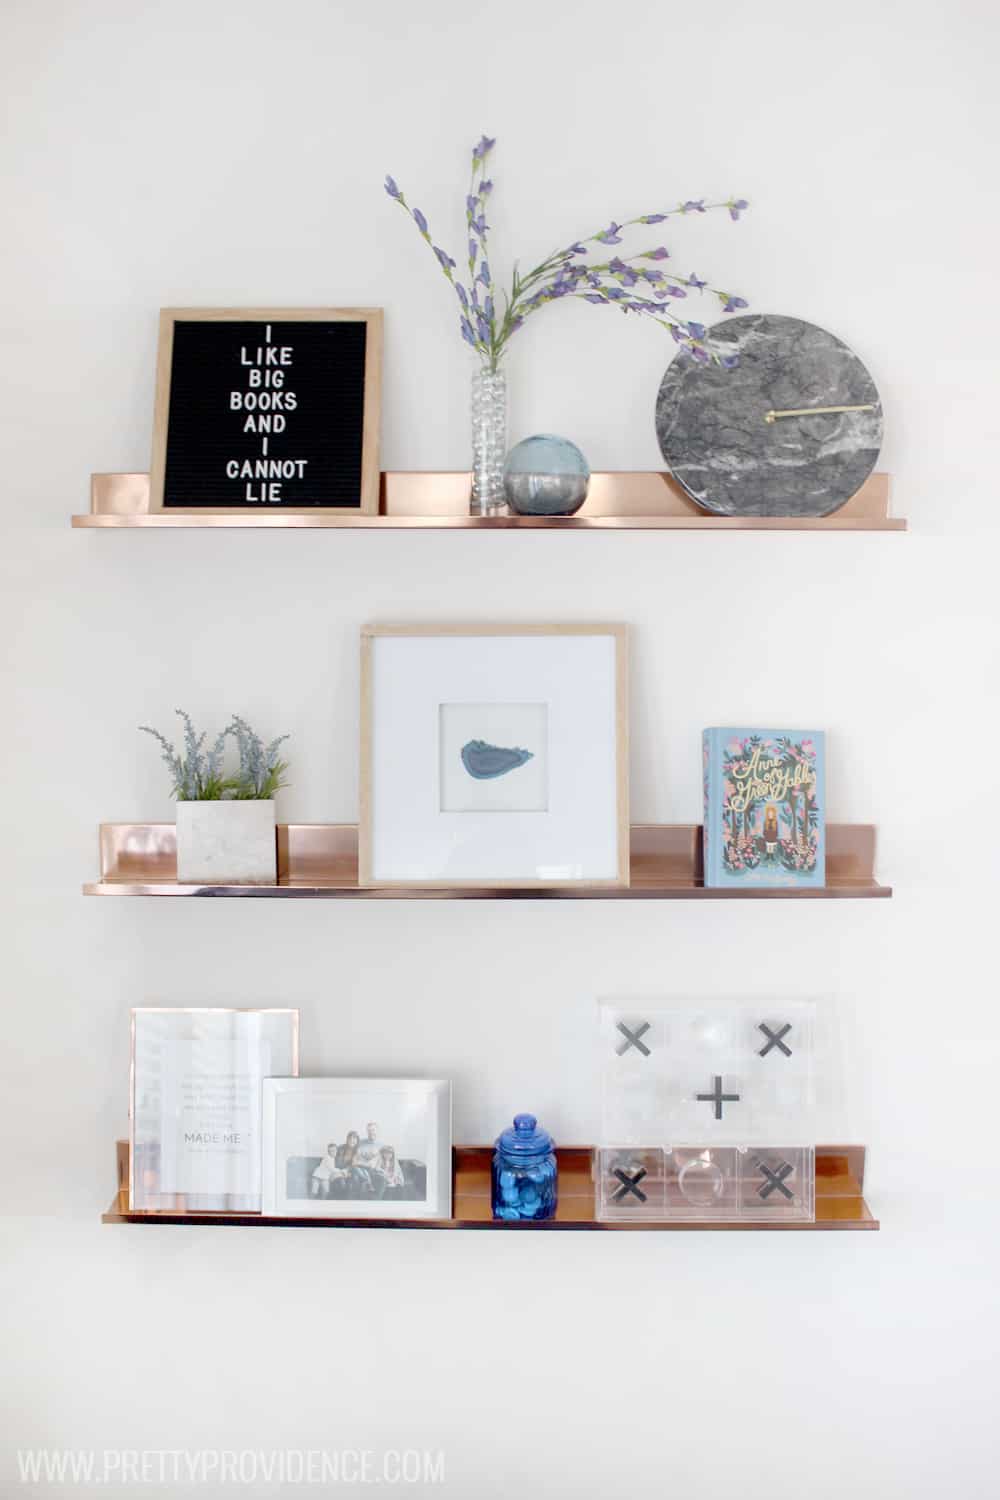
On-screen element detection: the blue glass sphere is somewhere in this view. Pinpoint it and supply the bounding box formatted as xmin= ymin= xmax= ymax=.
xmin=503 ymin=434 xmax=590 ymax=516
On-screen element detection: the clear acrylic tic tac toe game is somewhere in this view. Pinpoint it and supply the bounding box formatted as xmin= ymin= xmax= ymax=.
xmin=595 ymin=1002 xmax=818 ymax=1223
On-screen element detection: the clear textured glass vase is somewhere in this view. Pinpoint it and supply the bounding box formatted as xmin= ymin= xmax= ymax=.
xmin=470 ymin=365 xmax=507 ymax=516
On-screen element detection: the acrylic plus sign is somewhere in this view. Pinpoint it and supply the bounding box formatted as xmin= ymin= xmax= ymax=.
xmin=695 ymin=1075 xmax=741 ymax=1121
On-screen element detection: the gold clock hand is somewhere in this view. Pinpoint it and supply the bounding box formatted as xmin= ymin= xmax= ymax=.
xmin=764 ymin=403 xmax=876 ymax=424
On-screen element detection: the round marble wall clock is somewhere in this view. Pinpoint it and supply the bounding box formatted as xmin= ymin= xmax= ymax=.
xmin=655 ymin=314 xmax=883 ymax=517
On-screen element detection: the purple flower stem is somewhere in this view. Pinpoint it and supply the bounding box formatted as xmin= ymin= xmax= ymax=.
xmin=387 ymin=144 xmax=745 ymax=370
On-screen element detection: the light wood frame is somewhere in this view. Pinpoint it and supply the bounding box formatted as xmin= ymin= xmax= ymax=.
xmin=148 ymin=307 xmax=382 ymax=514
xmin=359 ymin=623 xmax=630 ymax=889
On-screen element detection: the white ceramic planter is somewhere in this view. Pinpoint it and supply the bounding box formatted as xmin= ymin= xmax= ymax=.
xmin=175 ymin=801 xmax=277 ymax=885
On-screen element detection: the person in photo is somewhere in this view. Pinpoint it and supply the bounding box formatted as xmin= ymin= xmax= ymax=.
xmin=378 ymin=1145 xmax=405 ymax=1190
xmin=310 ymin=1143 xmax=344 ymax=1197
xmin=334 ymin=1130 xmax=364 ymax=1192
xmin=354 ymin=1122 xmax=381 ymax=1167
xmin=336 ymin=1130 xmax=360 ymax=1169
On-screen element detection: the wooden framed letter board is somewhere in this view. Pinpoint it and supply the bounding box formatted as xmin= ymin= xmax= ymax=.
xmin=149 ymin=308 xmax=382 ymax=514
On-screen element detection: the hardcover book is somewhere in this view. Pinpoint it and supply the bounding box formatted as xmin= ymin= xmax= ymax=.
xmin=703 ymin=728 xmax=826 ymax=889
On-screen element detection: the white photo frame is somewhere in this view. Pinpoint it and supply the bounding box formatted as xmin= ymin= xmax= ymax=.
xmin=261 ymin=1078 xmax=452 ymax=1220
xmin=360 ymin=624 xmax=629 ymax=887
xmin=130 ymin=1008 xmax=299 ymax=1212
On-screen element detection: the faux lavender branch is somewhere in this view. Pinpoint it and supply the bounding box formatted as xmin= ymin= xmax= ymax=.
xmin=139 ymin=710 xmax=234 ymax=801
xmin=229 ymin=716 xmax=290 ymax=800
xmin=138 ymin=712 xmax=289 ymax=801
xmin=138 ymin=724 xmax=189 ymax=799
xmin=385 ymin=138 xmax=748 ymax=369
xmin=204 ymin=727 xmax=230 ymax=788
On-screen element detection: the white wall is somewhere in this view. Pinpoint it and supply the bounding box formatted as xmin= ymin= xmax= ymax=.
xmin=2 ymin=0 xmax=998 ymax=1494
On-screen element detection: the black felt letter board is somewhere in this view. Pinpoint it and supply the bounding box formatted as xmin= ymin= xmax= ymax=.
xmin=162 ymin=318 xmax=368 ymax=509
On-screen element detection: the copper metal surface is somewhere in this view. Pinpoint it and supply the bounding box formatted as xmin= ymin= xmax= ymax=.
xmin=84 ymin=822 xmax=890 ymax=899
xmin=102 ymin=1143 xmax=877 ymax=1230
xmin=75 ymin=470 xmax=904 ymax=529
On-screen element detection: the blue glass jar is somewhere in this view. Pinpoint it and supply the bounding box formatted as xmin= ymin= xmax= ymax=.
xmin=491 ymin=1113 xmax=558 ymax=1221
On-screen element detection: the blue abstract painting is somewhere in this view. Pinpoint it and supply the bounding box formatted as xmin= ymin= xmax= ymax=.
xmin=460 ymin=740 xmax=535 ymax=781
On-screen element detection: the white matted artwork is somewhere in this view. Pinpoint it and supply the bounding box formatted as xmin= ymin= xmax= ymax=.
xmin=360 ymin=624 xmax=629 ymax=887
xmin=439 ymin=701 xmax=548 ymax=812
xmin=261 ymin=1078 xmax=452 ymax=1219
xmin=130 ymin=1008 xmax=299 ymax=1213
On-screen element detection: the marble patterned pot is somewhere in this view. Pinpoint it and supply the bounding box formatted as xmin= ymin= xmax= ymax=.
xmin=175 ymin=801 xmax=277 ymax=885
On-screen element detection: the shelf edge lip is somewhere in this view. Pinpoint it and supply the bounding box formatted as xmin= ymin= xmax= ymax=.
xmin=71 ymin=514 xmax=908 ymax=532
xmin=82 ymin=881 xmax=892 ymax=900
xmin=100 ymin=1198 xmax=879 ymax=1231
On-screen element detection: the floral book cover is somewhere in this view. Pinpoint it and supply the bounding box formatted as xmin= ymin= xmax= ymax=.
xmin=703 ymin=728 xmax=826 ymax=888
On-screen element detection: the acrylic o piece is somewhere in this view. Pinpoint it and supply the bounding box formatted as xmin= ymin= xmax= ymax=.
xmin=677 ymin=1156 xmax=726 ymax=1206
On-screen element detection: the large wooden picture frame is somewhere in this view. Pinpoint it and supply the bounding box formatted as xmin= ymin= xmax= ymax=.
xmin=360 ymin=623 xmax=630 ymax=889
xmin=149 ymin=307 xmax=382 ymax=514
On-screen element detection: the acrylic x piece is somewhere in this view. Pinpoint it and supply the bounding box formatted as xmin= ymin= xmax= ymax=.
xmin=596 ymin=1146 xmax=816 ymax=1223
xmin=600 ymin=1002 xmax=817 ymax=1145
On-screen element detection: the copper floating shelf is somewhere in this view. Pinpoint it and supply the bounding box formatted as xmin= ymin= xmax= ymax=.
xmin=103 ymin=1144 xmax=877 ymax=1230
xmin=72 ymin=470 xmax=905 ymax=531
xmin=84 ymin=822 xmax=891 ymax=899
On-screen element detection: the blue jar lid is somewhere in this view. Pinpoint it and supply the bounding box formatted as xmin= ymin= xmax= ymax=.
xmin=495 ymin=1113 xmax=555 ymax=1156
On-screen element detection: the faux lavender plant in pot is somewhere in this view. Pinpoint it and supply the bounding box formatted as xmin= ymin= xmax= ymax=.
xmin=385 ymin=138 xmax=748 ymax=515
xmin=139 ymin=711 xmax=289 ymax=885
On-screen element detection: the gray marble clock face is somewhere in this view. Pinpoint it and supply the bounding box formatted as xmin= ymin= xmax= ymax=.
xmin=655 ymin=314 xmax=883 ymax=517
